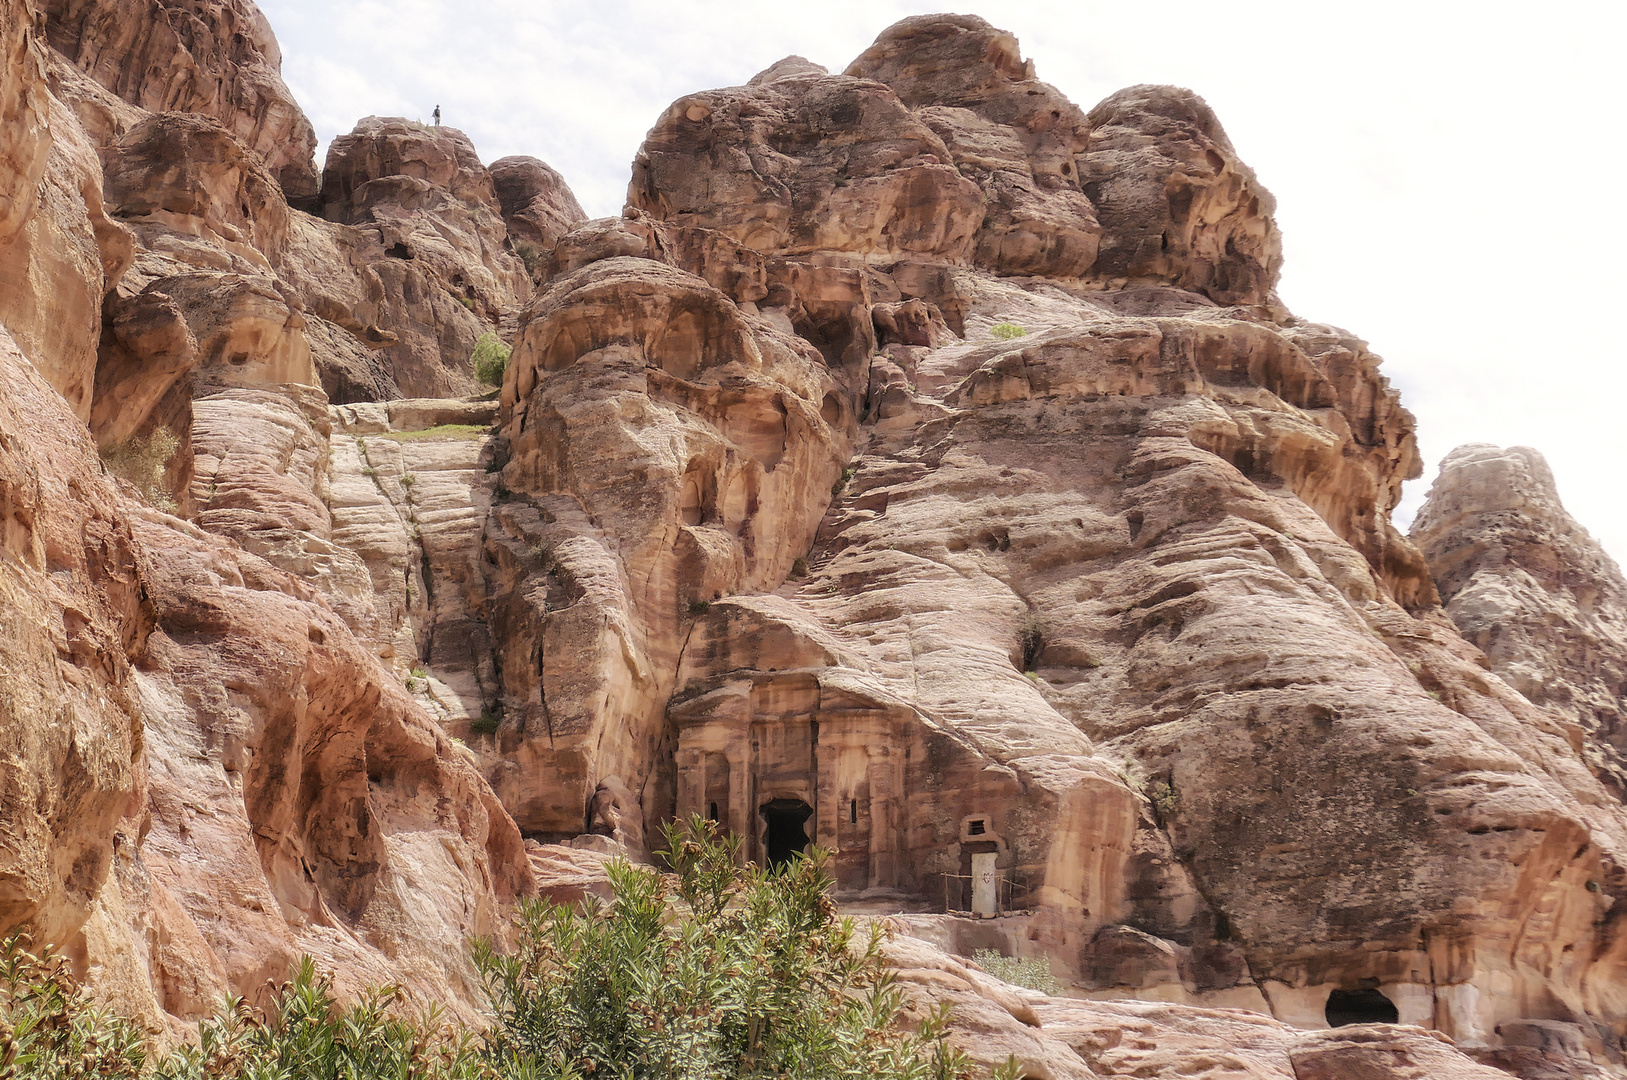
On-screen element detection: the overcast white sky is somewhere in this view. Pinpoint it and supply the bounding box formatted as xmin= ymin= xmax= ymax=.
xmin=259 ymin=0 xmax=1627 ymax=563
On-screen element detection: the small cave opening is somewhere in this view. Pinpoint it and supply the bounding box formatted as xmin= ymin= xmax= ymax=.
xmin=760 ymin=799 xmax=812 ymax=870
xmin=1325 ymin=987 xmax=1398 ymax=1027
xmin=385 ymin=242 xmax=413 ymax=259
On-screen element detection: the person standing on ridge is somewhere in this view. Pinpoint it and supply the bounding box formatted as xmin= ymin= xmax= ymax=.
xmin=433 ymin=105 xmax=441 ymax=127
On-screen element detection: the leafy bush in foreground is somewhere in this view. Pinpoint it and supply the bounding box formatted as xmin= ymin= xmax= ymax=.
xmin=477 ymin=817 xmax=972 ymax=1080
xmin=0 ymin=935 xmax=146 ymax=1079
xmin=2 ymin=820 xmax=990 ymax=1079
xmin=153 ymin=958 xmax=491 ymax=1080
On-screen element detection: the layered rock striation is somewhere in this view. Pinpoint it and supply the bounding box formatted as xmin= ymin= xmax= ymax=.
xmin=0 ymin=327 xmax=528 ymax=1033
xmin=5 ymin=0 xmax=1627 ymax=1075
xmin=0 ymin=0 xmax=587 ymax=1035
xmin=1414 ymin=445 xmax=1627 ymax=796
xmin=473 ymin=13 xmax=1627 ymax=1073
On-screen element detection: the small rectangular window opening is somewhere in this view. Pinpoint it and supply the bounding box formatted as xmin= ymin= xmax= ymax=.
xmin=850 ymin=799 xmax=858 ymax=824
xmin=968 ymin=819 xmax=987 ymax=836
xmin=708 ymin=802 xmax=719 ymax=821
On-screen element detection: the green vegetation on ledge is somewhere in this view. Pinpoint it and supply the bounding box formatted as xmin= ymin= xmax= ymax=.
xmin=376 ymin=424 xmax=490 ymax=442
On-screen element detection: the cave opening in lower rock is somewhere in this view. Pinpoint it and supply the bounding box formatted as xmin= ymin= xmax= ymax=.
xmin=1325 ymin=987 xmax=1398 ymax=1027
xmin=760 ymin=799 xmax=813 ymax=870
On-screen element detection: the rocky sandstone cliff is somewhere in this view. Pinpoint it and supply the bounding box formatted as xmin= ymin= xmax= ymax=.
xmin=0 ymin=328 xmax=528 ymax=1035
xmin=485 ymin=16 xmax=1627 ymax=1074
xmin=1414 ymin=445 xmax=1627 ymax=798
xmin=43 ymin=0 xmax=320 ymax=203
xmin=2 ymin=0 xmax=1626 ymax=1075
xmin=0 ymin=0 xmax=538 ymax=1035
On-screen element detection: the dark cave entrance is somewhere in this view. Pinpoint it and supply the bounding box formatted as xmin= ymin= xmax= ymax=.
xmin=760 ymin=799 xmax=813 ymax=870
xmin=1325 ymin=987 xmax=1398 ymax=1027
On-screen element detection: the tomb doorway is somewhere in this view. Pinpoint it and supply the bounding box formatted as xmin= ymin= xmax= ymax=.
xmin=760 ymin=799 xmax=813 ymax=869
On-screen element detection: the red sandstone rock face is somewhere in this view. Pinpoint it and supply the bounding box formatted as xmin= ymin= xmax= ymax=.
xmin=9 ymin=1 xmax=1627 ymax=1074
xmin=299 ymin=116 xmax=531 ymax=400
xmin=1081 ymin=85 xmax=1281 ymax=305
xmin=1414 ymin=445 xmax=1627 ymax=797
xmin=471 ymin=14 xmax=1627 ymax=1072
xmin=42 ymin=0 xmax=320 ymax=203
xmin=631 ymin=13 xmax=1279 ymax=306
xmin=102 ymin=111 xmax=291 ymax=260
xmin=846 ymin=14 xmax=1101 ymax=278
xmin=629 ymin=62 xmax=985 ymax=261
xmin=0 ymin=0 xmax=133 ymax=419
xmin=488 ymin=154 xmax=587 ymax=271
xmin=875 ymin=931 xmax=1522 ymax=1079
xmin=487 ymin=256 xmax=854 ymax=835
xmin=0 ymin=328 xmax=530 ymax=1030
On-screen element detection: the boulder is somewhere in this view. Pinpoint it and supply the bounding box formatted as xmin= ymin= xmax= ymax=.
xmin=488 ymin=153 xmax=586 ymax=272
xmin=629 ymin=64 xmax=984 ymax=260
xmin=1083 ymin=84 xmax=1281 ymax=305
xmin=847 ymin=14 xmax=1101 ymax=277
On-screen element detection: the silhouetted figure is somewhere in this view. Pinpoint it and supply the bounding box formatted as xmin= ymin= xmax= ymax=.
xmin=432 ymin=105 xmax=441 ymax=127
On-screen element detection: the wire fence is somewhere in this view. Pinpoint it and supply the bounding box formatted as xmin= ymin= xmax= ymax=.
xmin=939 ymin=870 xmax=1031 ymax=917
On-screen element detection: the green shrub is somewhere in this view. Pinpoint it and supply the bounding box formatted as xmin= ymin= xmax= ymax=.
xmin=688 ymin=599 xmax=711 ymax=615
xmin=469 ymin=712 xmax=501 ymax=737
xmin=989 ymin=323 xmax=1027 ymax=340
xmin=0 ymin=823 xmax=1004 ymax=1080
xmin=513 ymin=241 xmax=542 ymax=277
xmin=152 ymin=957 xmax=490 ymax=1080
xmin=472 ymin=333 xmax=511 ymax=387
xmin=1148 ymin=779 xmax=1179 ymax=825
xmin=0 ymin=934 xmax=148 ymax=1079
xmin=970 ymin=949 xmax=1060 ymax=995
xmin=475 ymin=817 xmax=974 ymax=1080
xmin=102 ymin=426 xmax=180 ymax=512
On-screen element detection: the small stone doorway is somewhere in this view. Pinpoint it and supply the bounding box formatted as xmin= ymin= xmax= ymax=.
xmin=971 ymin=852 xmax=999 ymax=917
xmin=760 ymin=799 xmax=812 ymax=869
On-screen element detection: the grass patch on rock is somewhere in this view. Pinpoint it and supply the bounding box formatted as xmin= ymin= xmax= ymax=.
xmin=376 ymin=424 xmax=490 ymax=442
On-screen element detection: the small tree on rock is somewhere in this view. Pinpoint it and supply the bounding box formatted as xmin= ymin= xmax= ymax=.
xmin=472 ymin=333 xmax=511 ymax=388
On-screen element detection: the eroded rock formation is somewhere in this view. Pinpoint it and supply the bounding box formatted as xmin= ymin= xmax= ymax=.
xmin=489 ymin=154 xmax=586 ymax=274
xmin=0 ymin=0 xmax=581 ymax=1035
xmin=472 ymin=13 xmax=1627 ymax=1074
xmin=0 ymin=328 xmax=528 ymax=1034
xmin=1414 ymin=445 xmax=1627 ymax=796
xmin=4 ymin=0 xmax=1627 ymax=1075
xmin=42 ymin=0 xmax=321 ymax=202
